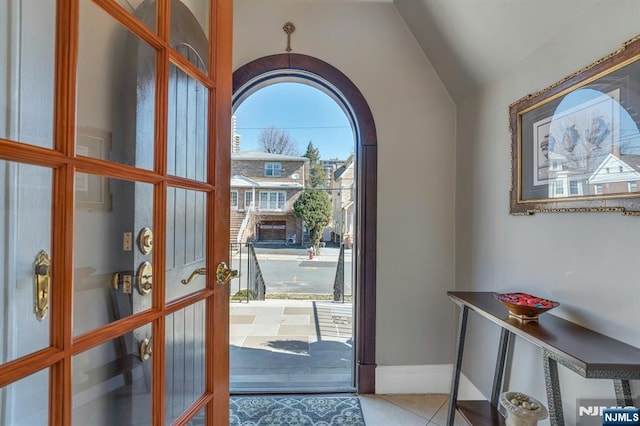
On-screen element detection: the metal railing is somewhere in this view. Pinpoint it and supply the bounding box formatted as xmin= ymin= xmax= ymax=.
xmin=236 ymin=205 xmax=254 ymax=245
xmin=229 ymin=242 xmax=266 ymax=302
xmin=333 ymin=243 xmax=345 ymax=302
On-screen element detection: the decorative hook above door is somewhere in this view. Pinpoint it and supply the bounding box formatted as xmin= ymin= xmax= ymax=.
xmin=283 ymin=21 xmax=296 ymax=52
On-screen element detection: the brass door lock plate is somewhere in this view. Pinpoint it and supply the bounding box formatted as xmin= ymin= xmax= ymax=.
xmin=137 ymin=261 xmax=152 ymax=295
xmin=216 ymin=262 xmax=239 ymax=286
xmin=34 ymin=250 xmax=51 ymax=321
xmin=112 ymin=272 xmax=133 ymax=294
xmin=137 ymin=227 xmax=153 ymax=255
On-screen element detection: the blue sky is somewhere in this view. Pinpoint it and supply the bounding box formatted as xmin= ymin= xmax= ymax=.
xmin=232 ymin=82 xmax=355 ymax=160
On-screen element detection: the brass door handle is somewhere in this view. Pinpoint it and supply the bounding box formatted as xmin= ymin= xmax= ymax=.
xmin=139 ymin=336 xmax=152 ymax=362
xmin=216 ymin=262 xmax=238 ymax=286
xmin=34 ymin=250 xmax=51 ymax=320
xmin=181 ymin=268 xmax=206 ymax=285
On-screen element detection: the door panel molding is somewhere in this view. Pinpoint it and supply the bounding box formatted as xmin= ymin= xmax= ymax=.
xmin=232 ymin=53 xmax=378 ymax=393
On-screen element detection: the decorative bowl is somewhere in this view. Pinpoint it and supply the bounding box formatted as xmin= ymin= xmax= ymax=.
xmin=494 ymin=292 xmax=559 ymax=321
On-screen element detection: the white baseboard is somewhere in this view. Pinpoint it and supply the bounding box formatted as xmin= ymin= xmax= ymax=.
xmin=375 ymin=364 xmax=485 ymax=400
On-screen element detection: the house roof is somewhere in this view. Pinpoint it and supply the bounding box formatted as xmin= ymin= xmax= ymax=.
xmin=230 ymin=175 xmax=303 ymax=189
xmin=230 ymin=175 xmax=259 ymax=187
xmin=334 ymin=154 xmax=354 ymax=180
xmin=621 ymin=154 xmax=640 ymax=170
xmin=588 ymin=153 xmax=640 ymax=184
xmin=231 ymin=151 xmax=309 ymax=162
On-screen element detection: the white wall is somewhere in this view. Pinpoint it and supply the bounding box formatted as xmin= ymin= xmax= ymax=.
xmin=456 ymin=1 xmax=640 ymax=424
xmin=234 ymin=0 xmax=457 ymax=368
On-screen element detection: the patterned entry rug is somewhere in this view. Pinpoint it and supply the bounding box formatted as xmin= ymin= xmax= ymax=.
xmin=229 ymin=396 xmax=366 ymax=425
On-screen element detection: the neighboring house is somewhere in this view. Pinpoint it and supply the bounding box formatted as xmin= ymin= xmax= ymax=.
xmin=546 ymin=153 xmax=591 ymax=198
xmin=588 ymin=153 xmax=640 ymax=195
xmin=230 ymin=151 xmax=309 ymax=244
xmin=330 ymin=155 xmax=355 ymax=247
xmin=322 ymin=158 xmax=346 ymax=188
xmin=546 ymin=151 xmax=640 ymax=198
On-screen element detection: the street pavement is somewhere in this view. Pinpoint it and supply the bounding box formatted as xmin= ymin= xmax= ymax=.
xmin=230 ymin=244 xmax=353 ymax=297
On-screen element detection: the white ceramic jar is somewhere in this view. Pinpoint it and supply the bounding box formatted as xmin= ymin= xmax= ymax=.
xmin=499 ymin=392 xmax=549 ymax=426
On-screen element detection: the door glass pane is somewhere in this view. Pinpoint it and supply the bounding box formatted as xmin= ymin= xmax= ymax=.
xmin=74 ymin=175 xmax=154 ymax=336
xmin=117 ymin=0 xmax=156 ymax=33
xmin=0 ymin=162 xmax=52 ymax=364
xmin=165 ymin=301 xmax=205 ymax=423
xmin=0 ymin=1 xmax=55 ymax=147
xmin=73 ymin=333 xmax=152 ymax=426
xmin=77 ymin=0 xmax=156 ymax=170
xmin=170 ymin=0 xmax=209 ymax=71
xmin=187 ymin=406 xmax=205 ymax=425
xmin=167 ymin=64 xmax=208 ymax=182
xmin=166 ymin=187 xmax=206 ymax=301
xmin=0 ymin=368 xmax=49 ymax=426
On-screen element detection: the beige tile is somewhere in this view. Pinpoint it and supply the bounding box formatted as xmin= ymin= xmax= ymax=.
xmin=230 ymin=306 xmax=284 ymax=315
xmin=277 ymin=324 xmax=317 ymax=336
xmin=378 ymin=393 xmax=447 ymax=421
xmin=283 ymin=307 xmax=314 ymax=315
xmin=359 ymin=395 xmax=429 ymax=426
xmin=429 ymin=399 xmax=471 ymax=426
xmin=230 ymin=324 xmax=279 ymax=336
xmin=254 ymin=314 xmax=310 ymax=325
xmin=229 ymin=336 xmax=246 ymax=348
xmin=230 ymin=315 xmax=255 ymax=324
xmin=242 ymin=335 xmax=309 ymax=353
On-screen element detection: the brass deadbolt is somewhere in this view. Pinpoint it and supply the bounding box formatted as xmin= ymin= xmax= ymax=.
xmin=138 ymin=227 xmax=153 ymax=255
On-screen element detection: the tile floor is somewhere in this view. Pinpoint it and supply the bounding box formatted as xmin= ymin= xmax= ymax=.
xmin=359 ymin=394 xmax=470 ymax=426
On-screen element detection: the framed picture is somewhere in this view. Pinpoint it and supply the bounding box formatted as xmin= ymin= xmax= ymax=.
xmin=76 ymin=127 xmax=112 ymax=212
xmin=510 ymin=35 xmax=640 ymax=215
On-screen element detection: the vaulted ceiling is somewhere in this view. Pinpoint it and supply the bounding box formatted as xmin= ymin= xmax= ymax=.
xmin=393 ymin=0 xmax=600 ymax=102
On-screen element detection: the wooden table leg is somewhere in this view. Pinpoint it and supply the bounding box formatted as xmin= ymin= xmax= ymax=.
xmin=543 ymin=352 xmax=564 ymax=426
xmin=447 ymin=306 xmax=469 ymax=426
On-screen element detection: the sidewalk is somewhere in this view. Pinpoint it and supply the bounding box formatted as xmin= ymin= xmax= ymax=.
xmin=229 ymin=299 xmax=355 ymax=393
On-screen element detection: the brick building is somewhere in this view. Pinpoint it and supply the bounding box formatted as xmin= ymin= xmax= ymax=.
xmin=230 ymin=151 xmax=309 ymax=244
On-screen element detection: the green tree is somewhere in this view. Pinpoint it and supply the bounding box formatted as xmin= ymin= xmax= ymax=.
xmin=293 ymin=189 xmax=332 ymax=252
xmin=304 ymin=141 xmax=326 ymax=188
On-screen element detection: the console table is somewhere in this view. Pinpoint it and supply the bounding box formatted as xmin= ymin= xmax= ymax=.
xmin=446 ymin=291 xmax=640 ymax=426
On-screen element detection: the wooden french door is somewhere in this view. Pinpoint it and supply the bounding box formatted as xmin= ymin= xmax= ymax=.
xmin=0 ymin=0 xmax=232 ymax=425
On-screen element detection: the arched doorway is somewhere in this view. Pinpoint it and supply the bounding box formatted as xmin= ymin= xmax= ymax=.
xmin=232 ymin=54 xmax=377 ymax=393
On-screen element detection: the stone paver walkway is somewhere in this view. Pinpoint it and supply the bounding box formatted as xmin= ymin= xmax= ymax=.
xmin=229 ymin=299 xmax=355 ymax=392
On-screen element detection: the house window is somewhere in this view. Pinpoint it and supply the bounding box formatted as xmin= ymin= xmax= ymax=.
xmin=259 ymin=191 xmax=286 ymax=211
xmin=264 ymin=162 xmax=282 ymax=177
xmin=554 ymin=181 xmax=564 ymax=195
xmin=594 ymin=184 xmax=603 ymax=195
xmin=551 ymin=161 xmax=560 ymax=171
xmin=231 ymin=190 xmax=238 ymax=210
xmin=245 ymin=191 xmax=253 ymax=209
xmin=569 ymin=181 xmax=579 ymax=195
xmin=629 ymin=182 xmax=638 ymax=193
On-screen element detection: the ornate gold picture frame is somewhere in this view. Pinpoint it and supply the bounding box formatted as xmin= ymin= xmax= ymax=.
xmin=510 ymin=35 xmax=640 ymax=215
